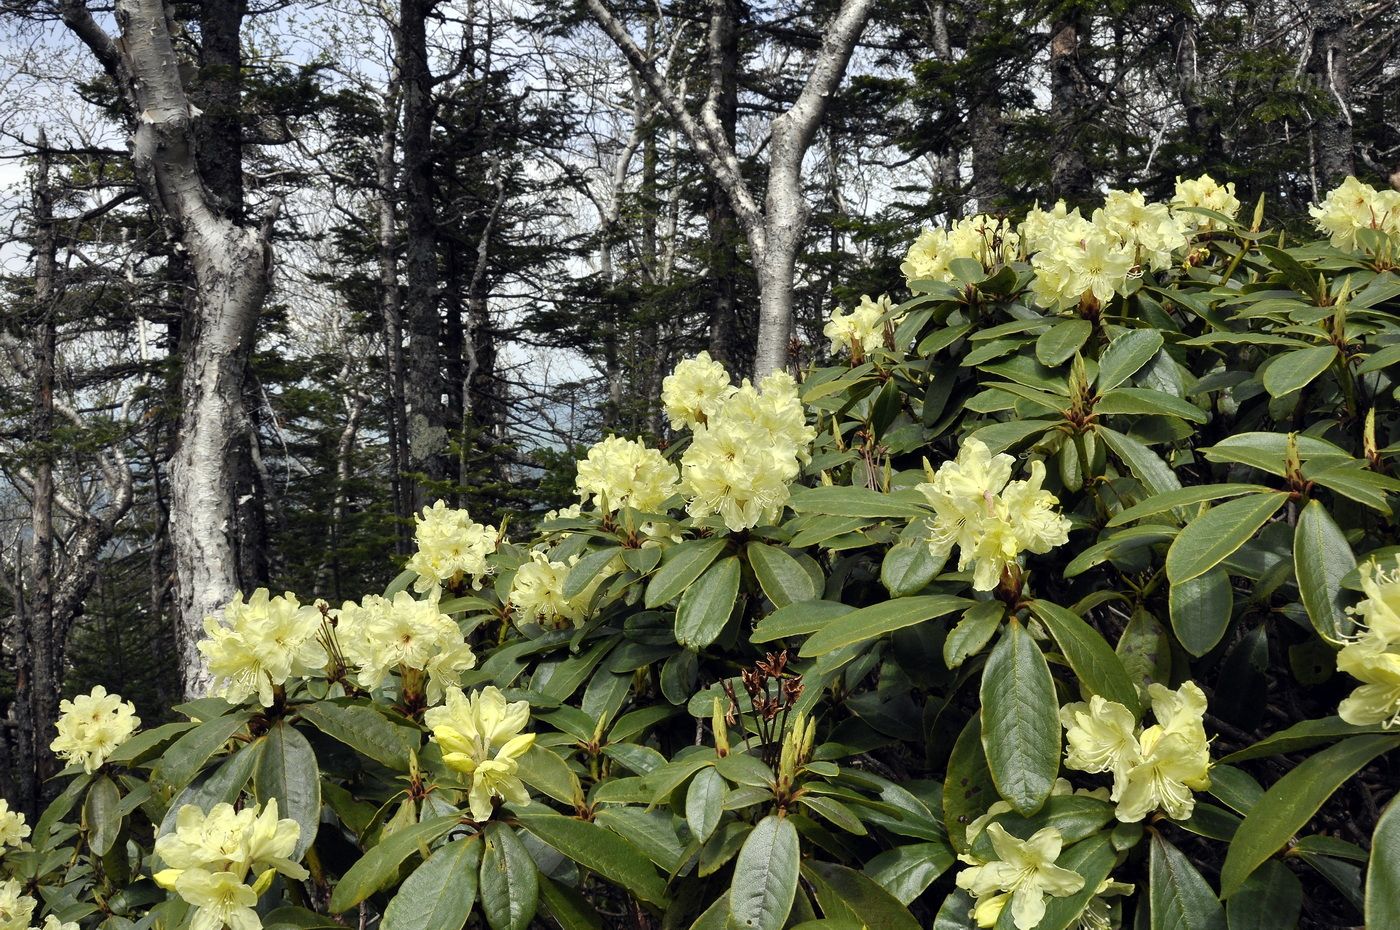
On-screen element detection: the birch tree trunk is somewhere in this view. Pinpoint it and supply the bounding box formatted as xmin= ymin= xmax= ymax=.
xmin=60 ymin=0 xmax=276 ymax=697
xmin=585 ymin=0 xmax=876 ymax=380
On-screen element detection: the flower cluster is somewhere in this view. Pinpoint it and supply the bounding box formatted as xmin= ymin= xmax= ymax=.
xmin=49 ymin=686 xmax=140 ymax=774
xmin=0 ymin=880 xmax=34 ymax=930
xmin=916 ymin=439 xmax=1070 ymax=591
xmin=661 ymin=351 xmax=733 ymax=430
xmin=509 ymin=550 xmax=614 ymax=628
xmin=1173 ymin=173 xmax=1240 ymax=230
xmin=1309 ymin=175 xmax=1400 ymax=250
xmin=1060 ymin=681 xmax=1212 ymax=822
xmin=336 ymin=589 xmax=476 ymax=704
xmin=425 ymin=686 xmax=535 ymax=820
xmin=0 ymin=801 xmax=28 ymax=855
xmin=1335 ymin=558 xmax=1400 ymax=727
xmin=823 ymin=294 xmax=904 ymax=359
xmin=200 ymin=590 xmax=327 ymax=707
xmin=404 ymin=500 xmax=498 ymax=593
xmin=681 ymin=369 xmax=815 ymax=531
xmin=955 ymin=824 xmax=1084 ymax=930
xmin=575 ymin=436 xmax=679 ymax=514
xmin=901 ymin=215 xmax=1019 ymax=286
xmin=153 ymin=800 xmax=306 ymax=930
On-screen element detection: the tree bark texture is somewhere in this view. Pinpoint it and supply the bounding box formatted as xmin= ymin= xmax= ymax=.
xmin=1049 ymin=8 xmax=1093 ymax=202
xmin=1306 ymin=0 xmax=1354 ymax=191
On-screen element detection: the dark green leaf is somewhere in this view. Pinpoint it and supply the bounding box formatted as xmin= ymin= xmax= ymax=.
xmin=980 ymin=622 xmax=1059 ymax=815
xmin=1098 ymin=330 xmax=1165 ymax=392
xmin=382 ymin=836 xmax=481 ymax=930
xmin=881 ymin=541 xmax=946 ymax=597
xmin=646 ymin=539 xmax=728 ymax=608
xmin=1169 ymin=569 xmax=1233 ymax=656
xmin=751 ymin=601 xmax=854 ymax=643
xmin=676 ymin=556 xmax=740 ymax=648
xmin=1262 ymin=346 xmax=1336 ymax=398
xmin=85 ymin=775 xmax=122 ymax=857
xmin=328 ymin=814 xmax=460 ymax=912
xmin=515 ymin=810 xmax=669 ymax=905
xmin=747 ymin=543 xmax=819 ymax=607
xmin=1036 ymin=319 xmax=1093 ymax=366
xmin=686 ymin=766 xmax=726 ymax=843
xmin=1165 ymin=493 xmax=1289 ymax=584
xmin=944 ymin=601 xmax=1004 ymax=670
xmin=1030 ymin=600 xmax=1141 ymax=713
xmin=1294 ymin=501 xmax=1356 ymax=643
xmin=1366 ymin=794 xmax=1400 ymax=928
xmin=254 ymin=722 xmax=321 ymax=859
xmin=1221 ymin=735 xmax=1400 ymax=897
xmin=1151 ymin=833 xmax=1226 ymax=930
xmin=480 ymin=822 xmax=539 ymax=930
xmin=728 ymin=814 xmax=799 ymax=930
xmin=799 ymin=595 xmax=969 ymax=657
xmin=787 ymin=486 xmax=929 ymax=519
xmin=297 ymin=701 xmax=419 ymax=771
xmin=1227 ymin=860 xmax=1301 ymax=930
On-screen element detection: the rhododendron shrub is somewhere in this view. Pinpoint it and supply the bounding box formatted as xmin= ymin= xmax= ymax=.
xmin=3 ymin=175 xmax=1400 ymax=930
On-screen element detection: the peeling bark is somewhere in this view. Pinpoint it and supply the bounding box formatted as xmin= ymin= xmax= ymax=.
xmin=59 ymin=0 xmax=276 ymax=697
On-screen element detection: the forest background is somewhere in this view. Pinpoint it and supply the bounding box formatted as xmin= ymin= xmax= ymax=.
xmin=0 ymin=0 xmax=1396 ymax=814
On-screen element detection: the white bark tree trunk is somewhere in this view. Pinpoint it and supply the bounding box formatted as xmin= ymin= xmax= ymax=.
xmin=60 ymin=0 xmax=276 ymax=697
xmin=584 ymin=0 xmax=876 ymax=379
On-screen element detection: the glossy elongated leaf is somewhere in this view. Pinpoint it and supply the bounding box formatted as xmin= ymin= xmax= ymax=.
xmin=747 ymin=543 xmax=818 ymax=607
xmin=645 ymin=538 xmax=728 ymax=608
xmin=1106 ymin=484 xmax=1271 ymax=527
xmin=1036 ymin=319 xmax=1093 ymax=366
xmin=297 ymin=701 xmax=419 ymax=770
xmin=150 ymin=709 xmax=253 ymax=794
xmin=1221 ymin=716 xmax=1388 ymax=763
xmin=328 ymin=814 xmax=460 ymax=912
xmin=158 ymin=741 xmax=264 ymax=838
xmin=481 ymin=822 xmax=539 ymax=930
xmin=685 ymin=766 xmax=726 ymax=843
xmin=787 ymin=486 xmax=929 ymax=518
xmin=1221 ymin=735 xmax=1400 ymax=897
xmin=1151 ymin=833 xmax=1226 ymax=930
xmin=801 ymin=860 xmax=921 ymax=930
xmin=1294 ymin=501 xmax=1355 ymax=643
xmin=538 ymin=876 xmax=604 ymax=930
xmin=1098 ymin=427 xmax=1182 ymax=496
xmin=675 ymin=556 xmax=740 ymax=648
xmin=865 ymin=842 xmax=955 ymax=905
xmin=1262 ymin=345 xmax=1336 ymax=397
xmin=563 ymin=546 xmax=623 ymax=599
xmin=980 ymin=622 xmax=1059 ymax=815
xmin=1227 ymin=860 xmax=1301 ymax=930
xmin=944 ymin=601 xmax=1004 ymax=670
xmin=1168 ymin=568 xmax=1233 ymax=656
xmin=728 ymin=814 xmax=799 ymax=930
xmin=799 ymin=595 xmax=969 ymax=657
xmin=85 ymin=775 xmax=122 ymax=857
xmin=880 ymin=541 xmax=945 ymax=597
xmin=382 ymin=836 xmax=481 ymax=930
xmin=1030 ymin=601 xmax=1140 ymax=713
xmin=1366 ymin=795 xmax=1400 ymax=929
xmin=254 ymin=722 xmax=321 ymax=859
xmin=1097 ymin=329 xmax=1164 ymax=392
xmin=944 ymin=716 xmax=995 ymax=852
xmin=1065 ymin=526 xmax=1178 ymax=577
xmin=515 ymin=811 xmax=669 ymax=905
xmin=1165 ymin=493 xmax=1289 ymax=584
xmin=751 ymin=601 xmax=854 ymax=643
xmin=1096 ymin=387 xmax=1207 ymax=423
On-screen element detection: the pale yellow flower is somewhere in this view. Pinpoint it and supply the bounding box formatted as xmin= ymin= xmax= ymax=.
xmin=426 ymin=686 xmax=535 ymax=821
xmin=824 ymin=294 xmax=903 ymax=357
xmin=405 ymin=500 xmax=498 ymax=592
xmin=153 ymin=799 xmax=307 ymax=900
xmin=1309 ymin=176 xmax=1400 ymax=250
xmin=1060 ymin=696 xmax=1141 ymax=783
xmin=509 ymin=550 xmax=613 ymax=628
xmin=49 ymin=685 xmax=140 ymax=773
xmin=175 ymin=869 xmax=260 ymax=930
xmin=1115 ymin=725 xmax=1211 ymax=822
xmin=575 ymin=436 xmax=679 ymax=514
xmin=1335 ymin=560 xmax=1400 ymax=727
xmin=917 ymin=441 xmax=1071 ymax=591
xmin=1078 ymin=878 xmax=1133 ymax=930
xmin=1095 ymin=189 xmax=1185 ymax=271
xmin=199 ymin=590 xmax=327 ymax=707
xmin=1172 ymin=173 xmax=1240 ymax=231
xmin=661 ymin=351 xmax=734 ymax=430
xmin=902 ymin=215 xmax=1020 ymax=286
xmin=955 ymin=824 xmax=1085 ymax=930
xmin=1349 ymin=558 xmax=1400 ymax=645
xmin=0 ymin=800 xmax=28 ymax=852
xmin=0 ymin=880 xmax=36 ymax=930
xmin=335 ymin=589 xmax=475 ymax=703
